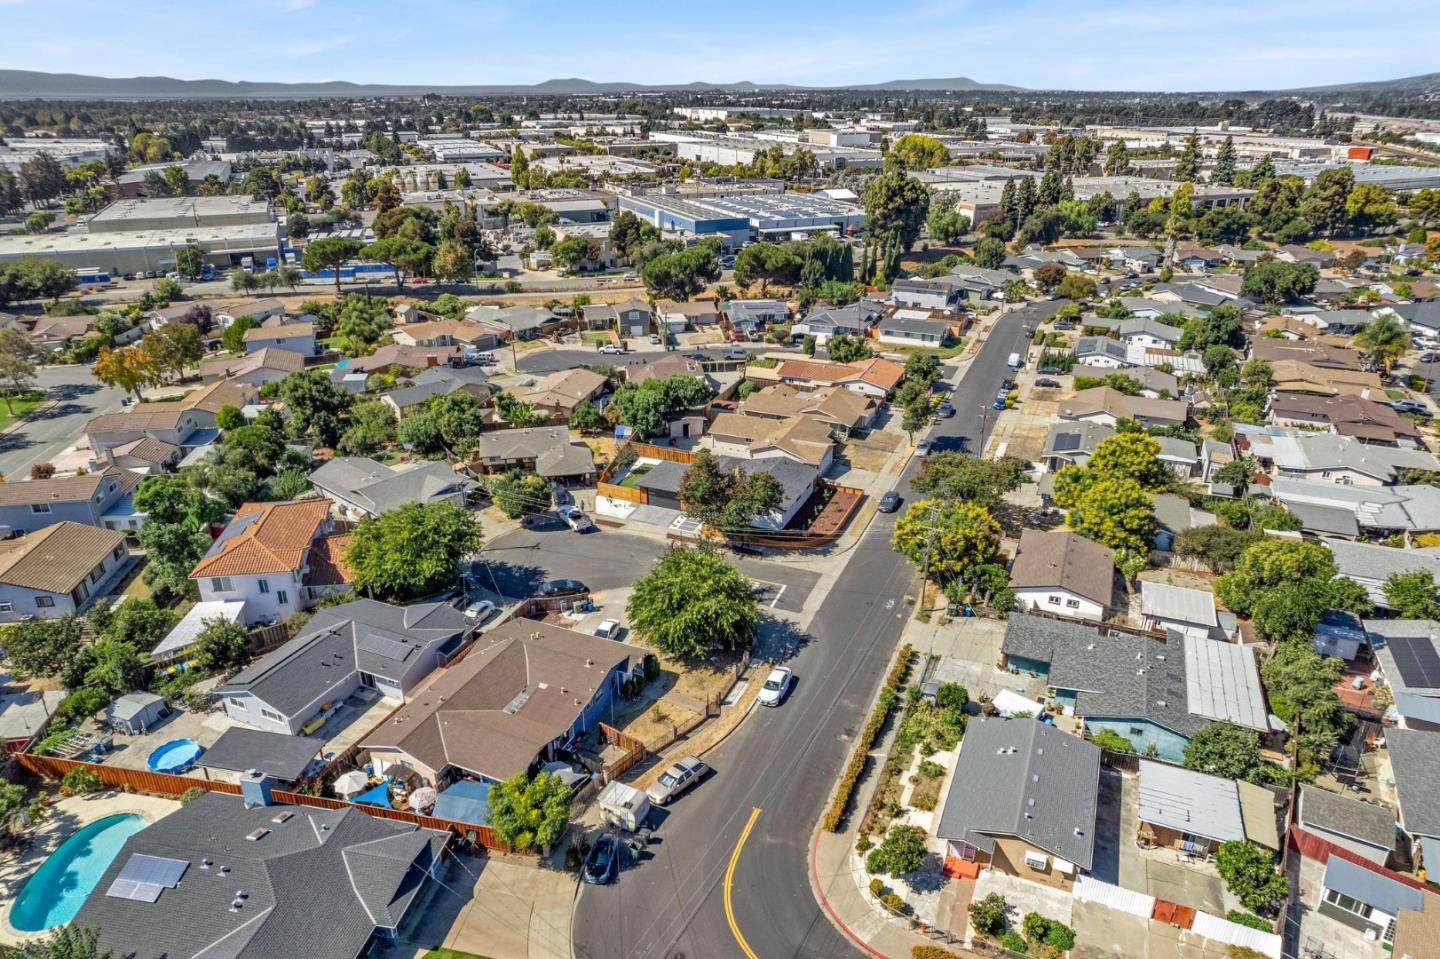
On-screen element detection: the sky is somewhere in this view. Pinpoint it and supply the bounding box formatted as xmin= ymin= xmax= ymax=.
xmin=1 ymin=0 xmax=1436 ymax=92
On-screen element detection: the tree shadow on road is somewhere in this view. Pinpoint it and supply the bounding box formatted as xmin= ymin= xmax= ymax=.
xmin=756 ymin=614 xmax=812 ymax=663
xmin=477 ymin=559 xmax=547 ymax=601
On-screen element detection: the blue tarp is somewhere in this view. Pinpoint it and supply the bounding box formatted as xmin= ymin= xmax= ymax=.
xmin=432 ymin=780 xmax=491 ymax=826
xmin=353 ymin=778 xmax=393 ymax=808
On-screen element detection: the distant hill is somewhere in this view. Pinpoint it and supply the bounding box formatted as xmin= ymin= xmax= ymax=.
xmin=0 ymin=69 xmax=1023 ymax=99
xmin=1278 ymin=72 xmax=1440 ymax=96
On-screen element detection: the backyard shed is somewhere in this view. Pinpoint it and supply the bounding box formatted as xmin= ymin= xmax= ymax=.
xmin=106 ymin=692 xmax=169 ymax=735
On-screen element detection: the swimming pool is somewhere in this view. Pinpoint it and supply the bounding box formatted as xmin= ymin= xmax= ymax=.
xmin=10 ymin=813 xmax=147 ymax=932
xmin=147 ymin=738 xmax=203 ymax=774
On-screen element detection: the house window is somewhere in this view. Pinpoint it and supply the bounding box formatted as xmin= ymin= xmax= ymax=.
xmin=228 ymin=697 xmax=247 ymax=710
xmin=30 ymin=503 xmax=50 ymax=514
xmin=89 ymin=562 xmax=107 ymax=584
xmin=1128 ymin=726 xmax=1145 ymax=736
xmin=1066 ymin=599 xmax=1081 ymax=609
xmin=34 ymin=595 xmax=55 ymax=608
xmin=260 ymin=708 xmax=283 ymax=723
xmin=211 ymin=577 xmax=233 ymax=592
xmin=1323 ymin=887 xmax=1373 ymax=920
xmin=113 ymin=545 xmax=125 ymax=560
xmin=0 ymin=602 xmax=12 ymax=613
xmin=276 ymin=590 xmax=289 ymax=605
xmin=258 ymin=579 xmax=270 ymax=594
xmin=1047 ymin=596 xmax=1061 ymax=605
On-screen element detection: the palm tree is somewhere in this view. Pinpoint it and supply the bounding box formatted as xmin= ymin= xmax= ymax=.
xmin=1355 ymin=313 xmax=1410 ymax=372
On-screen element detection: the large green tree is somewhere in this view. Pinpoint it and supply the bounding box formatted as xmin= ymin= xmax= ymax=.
xmin=892 ymin=499 xmax=1001 ymax=581
xmin=489 ymin=771 xmax=572 ymax=852
xmin=1184 ymin=722 xmax=1268 ymax=783
xmin=1384 ymin=570 xmax=1440 ymax=619
xmin=301 ymin=236 xmax=364 ymax=295
xmin=911 ymin=453 xmax=1027 ymax=509
xmin=344 ymin=501 xmax=482 ymax=600
xmin=626 ymin=547 xmax=760 ymax=658
xmin=863 ymin=170 xmax=930 ymax=281
xmin=676 ymin=449 xmax=785 ymax=533
xmin=2 ymin=615 xmax=85 ymax=680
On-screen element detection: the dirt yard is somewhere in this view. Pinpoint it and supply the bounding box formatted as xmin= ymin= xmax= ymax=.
xmin=841 ymin=429 xmax=903 ymax=472
xmin=610 ymin=648 xmax=744 ymax=750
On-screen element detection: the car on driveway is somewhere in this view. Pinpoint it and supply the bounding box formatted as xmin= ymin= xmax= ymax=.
xmin=1034 ymin=378 xmax=1062 ymax=388
xmin=1392 ymin=399 xmax=1430 ymax=415
xmin=594 ymin=618 xmax=622 ymax=640
xmin=558 ymin=505 xmax=596 ymax=533
xmin=537 ymin=579 xmax=587 ymax=598
xmin=878 ymin=491 xmax=902 ymax=513
xmin=645 ymin=756 xmax=709 ymax=806
xmin=464 ymin=599 xmax=496 ymax=622
xmin=758 ymin=667 xmax=794 ymax=706
xmin=583 ymin=834 xmax=621 ymax=884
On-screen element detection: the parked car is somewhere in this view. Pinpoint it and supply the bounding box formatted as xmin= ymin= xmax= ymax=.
xmin=558 ymin=505 xmax=596 ymax=533
xmin=1392 ymin=399 xmax=1429 ymax=415
xmin=877 ymin=491 xmax=902 ymax=513
xmin=464 ymin=599 xmax=496 ymax=622
xmin=583 ymin=834 xmax=621 ymax=884
xmin=758 ymin=667 xmax=794 ymax=707
xmin=1000 ymin=377 xmax=1017 ymax=391
xmin=1037 ymin=366 xmax=1062 ymax=375
xmin=594 ymin=618 xmax=622 ymax=640
xmin=1034 ymin=378 xmax=1062 ymax=388
xmin=1053 ymin=321 xmax=1076 ymax=331
xmin=993 ymin=392 xmax=1008 ymax=410
xmin=935 ymin=403 xmax=955 ymax=418
xmin=726 ymin=347 xmax=749 ymax=360
xmin=649 ymin=333 xmax=661 ymax=345
xmin=537 ymin=579 xmax=587 ymax=598
xmin=645 ymin=756 xmax=709 ymax=806
xmin=599 ymin=344 xmax=625 ymax=355
xmin=915 ymin=439 xmax=933 ymax=455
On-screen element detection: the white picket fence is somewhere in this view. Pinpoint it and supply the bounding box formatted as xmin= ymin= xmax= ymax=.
xmin=1073 ymin=876 xmax=1281 ymax=959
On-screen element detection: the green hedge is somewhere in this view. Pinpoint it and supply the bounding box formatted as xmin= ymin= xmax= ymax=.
xmin=821 ymin=645 xmax=914 ymax=832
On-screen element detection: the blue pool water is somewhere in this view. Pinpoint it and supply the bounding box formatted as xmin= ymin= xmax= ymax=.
xmin=147 ymin=738 xmax=203 ymax=773
xmin=10 ymin=813 xmax=147 ymax=931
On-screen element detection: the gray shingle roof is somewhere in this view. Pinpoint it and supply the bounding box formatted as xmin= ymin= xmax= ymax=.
xmin=1386 ymin=728 xmax=1440 ymax=839
xmin=73 ymin=792 xmax=444 ymax=959
xmin=1299 ymin=785 xmax=1397 ymax=851
xmin=219 ymin=599 xmax=467 ymax=717
xmin=309 ymin=457 xmax=476 ymax=515
xmin=936 ymin=717 xmax=1100 ymax=869
xmin=195 ymin=727 xmax=323 ymax=782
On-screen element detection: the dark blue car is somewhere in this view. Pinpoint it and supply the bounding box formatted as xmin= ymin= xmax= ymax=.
xmin=584 ymin=834 xmax=620 ymax=885
xmin=993 ymin=392 xmax=1008 ymax=410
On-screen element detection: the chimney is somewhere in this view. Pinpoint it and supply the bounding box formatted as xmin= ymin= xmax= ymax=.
xmin=240 ymin=771 xmax=274 ymax=808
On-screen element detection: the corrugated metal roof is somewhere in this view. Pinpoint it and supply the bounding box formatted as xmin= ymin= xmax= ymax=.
xmin=1323 ymin=855 xmax=1426 ymax=916
xmin=1183 ymin=636 xmax=1269 ymax=731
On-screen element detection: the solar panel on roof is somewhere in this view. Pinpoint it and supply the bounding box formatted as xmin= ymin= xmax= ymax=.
xmin=1388 ymin=636 xmax=1440 ymax=690
xmin=358 ymin=633 xmax=413 ymax=661
xmin=116 ymin=853 xmax=189 ymax=888
xmin=105 ymin=878 xmax=164 ymax=902
xmin=1052 ymin=434 xmax=1082 ymax=452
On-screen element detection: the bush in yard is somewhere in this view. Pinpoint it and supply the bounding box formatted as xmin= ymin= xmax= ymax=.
xmin=53 ymin=687 xmax=110 ymax=726
xmin=911 ymin=792 xmax=936 ymax=812
xmin=488 ymin=771 xmax=572 ymax=851
xmin=869 ymin=877 xmax=886 ymax=897
xmin=1090 ymin=728 xmax=1137 ymax=754
xmin=999 ymin=931 xmax=1028 ymax=952
xmin=912 ymin=949 xmax=962 ymax=959
xmin=1216 ymin=840 xmax=1289 ymax=913
xmin=60 ymin=766 xmax=103 ymax=796
xmin=865 ymin=824 xmax=927 ymax=877
xmin=880 ymin=892 xmax=908 ymax=915
xmin=1226 ymin=910 xmax=1274 ymax=932
xmin=179 ymin=786 xmax=206 ymax=806
xmin=1022 ymin=912 xmax=1050 ymax=943
xmin=935 ymin=682 xmax=968 ymax=711
xmin=968 ymin=892 xmax=1008 ymax=938
xmin=1045 ymin=920 xmax=1077 ymax=951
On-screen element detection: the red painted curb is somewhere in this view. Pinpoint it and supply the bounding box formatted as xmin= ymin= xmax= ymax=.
xmin=809 ymin=827 xmax=893 ymax=959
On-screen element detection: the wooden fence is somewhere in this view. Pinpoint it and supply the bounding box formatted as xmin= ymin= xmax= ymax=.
xmin=15 ymin=753 xmax=515 ymax=853
xmin=627 ymin=442 xmax=695 ymax=464
xmin=596 ymin=481 xmax=646 ymax=504
xmin=598 ymin=723 xmax=647 ymax=780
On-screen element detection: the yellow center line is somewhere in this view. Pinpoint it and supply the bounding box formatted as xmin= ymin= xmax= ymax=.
xmin=724 ymin=806 xmax=764 ymax=959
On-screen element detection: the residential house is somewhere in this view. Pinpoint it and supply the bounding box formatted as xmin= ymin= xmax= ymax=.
xmin=28 ymin=314 xmax=94 ymax=352
xmin=243 ymin=319 xmax=316 ymax=356
xmin=309 ymin=457 xmax=476 ymax=519
xmin=604 ymin=298 xmax=656 ymax=338
xmin=382 ymin=366 xmax=491 ymax=418
xmin=703 ymin=411 xmax=835 ymax=472
xmin=1385 ymin=728 xmax=1440 ymax=862
xmin=1071 ymin=364 xmax=1179 ymax=399
xmin=1150 ymin=281 xmax=1234 ymax=308
xmin=1268 ymin=359 xmax=1384 ymax=398
xmin=1042 ymin=421 xmax=1116 ymax=472
xmin=1114 ymin=317 xmax=1185 ymax=351
xmin=511 ymin=368 xmax=607 ymax=420
xmin=198 ymin=347 xmax=306 ymax=388
xmin=738 ymin=383 xmax=877 ymax=436
xmin=1325 ymin=540 xmax=1440 ymax=610
xmin=789 ymin=302 xmax=881 ymax=344
xmin=890 ymin=277 xmax=965 ymax=311
xmin=466 ymin=305 xmax=562 ymax=340
xmin=215 ymin=298 xmax=286 ymax=330
xmin=362 ymin=619 xmax=645 ymax=785
xmin=1268 ymin=392 xmax=1420 ymax=447
xmin=1387 ymin=302 xmax=1440 ymax=341
xmin=188 ymin=499 xmax=338 ymax=625
xmin=1140 ymin=581 xmax=1222 ymax=641
xmin=1317 ymin=855 xmax=1436 ymax=949
xmin=1234 ymin=426 xmax=1440 ymax=486
xmin=1073 ymin=336 xmax=1131 ymax=369
xmin=1169 ymin=245 xmax=1224 ymax=273
xmin=1363 ymin=622 xmax=1440 ymax=731
xmin=1000 ymin=613 xmax=1271 ymax=762
xmin=86 ymin=380 xmax=258 ymax=464
xmin=632 ymin=455 xmax=817 ymax=529
xmin=0 ymin=468 xmax=142 ymax=539
xmin=72 ymin=791 xmax=446 ymax=959
xmin=1151 ymin=492 xmax=1219 ymax=551
xmin=1276 ymin=244 xmax=1338 ymax=268
xmin=0 ymin=522 xmax=130 ymax=622
xmin=389 ymin=319 xmax=501 ymax=350
xmin=876 ymin=312 xmax=952 ymax=347
xmin=0 ymin=688 xmax=64 ymax=752
xmin=935 ymin=717 xmax=1100 ymax=890
xmin=656 ymin=299 xmax=721 ymax=333
xmin=1251 ymin=336 xmax=1365 ymax=372
xmin=1009 ymin=530 xmax=1115 ymax=622
xmin=469 ymin=426 xmax=596 ymax=485
xmin=1108 ymin=246 xmax=1163 ymax=273
xmin=1136 ymin=760 xmax=1278 ymax=855
xmin=774 ymin=357 xmax=904 ymax=398
xmin=219 ymin=598 xmax=469 ymax=734
xmin=1265 ymin=477 xmax=1440 ymax=537
xmin=724 ymin=299 xmax=788 ymax=333
xmin=329 ymin=344 xmax=466 ymax=378
xmin=1111 ymin=298 xmax=1200 ymax=322
xmin=1057 ymin=387 xmax=1188 ymax=429
xmin=1298 ymin=785 xmax=1397 ymax=867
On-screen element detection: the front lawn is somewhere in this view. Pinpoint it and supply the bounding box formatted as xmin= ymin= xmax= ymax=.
xmin=882 ymin=339 xmax=968 ymax=360
xmin=618 ymin=463 xmax=654 ymax=488
xmin=0 ymin=390 xmax=46 ymax=430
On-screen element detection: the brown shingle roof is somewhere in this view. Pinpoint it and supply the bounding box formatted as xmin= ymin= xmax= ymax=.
xmin=0 ymin=468 xmax=139 ymax=507
xmin=189 ymin=499 xmax=331 ymax=578
xmin=243 ymin=322 xmax=315 ymax=341
xmin=110 ymin=436 xmax=180 ymax=464
xmin=198 ymin=347 xmax=305 ymax=379
xmin=0 ymin=522 xmax=126 ymax=593
xmin=1009 ymin=529 xmax=1115 ymax=608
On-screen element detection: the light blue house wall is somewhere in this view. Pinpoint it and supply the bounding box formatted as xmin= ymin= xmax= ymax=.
xmin=1083 ymin=717 xmax=1190 ymax=762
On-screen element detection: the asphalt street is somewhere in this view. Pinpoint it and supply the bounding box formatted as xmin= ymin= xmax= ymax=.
xmin=570 ymin=303 xmax=1034 ymax=959
xmin=0 ymin=365 xmax=124 ymax=479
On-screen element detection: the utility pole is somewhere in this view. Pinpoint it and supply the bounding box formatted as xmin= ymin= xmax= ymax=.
xmin=916 ymin=502 xmax=943 ymax=670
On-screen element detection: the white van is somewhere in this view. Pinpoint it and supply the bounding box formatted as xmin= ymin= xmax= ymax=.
xmin=1008 ymin=352 xmax=1022 ymax=371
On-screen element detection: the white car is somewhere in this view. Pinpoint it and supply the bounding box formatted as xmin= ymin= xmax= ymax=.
xmin=599 ymin=344 xmax=625 ymax=355
xmin=594 ymin=618 xmax=621 ymax=640
xmin=757 ymin=667 xmax=793 ymax=707
xmin=464 ymin=600 xmax=496 ymax=622
xmin=557 ymin=505 xmax=595 ymax=533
